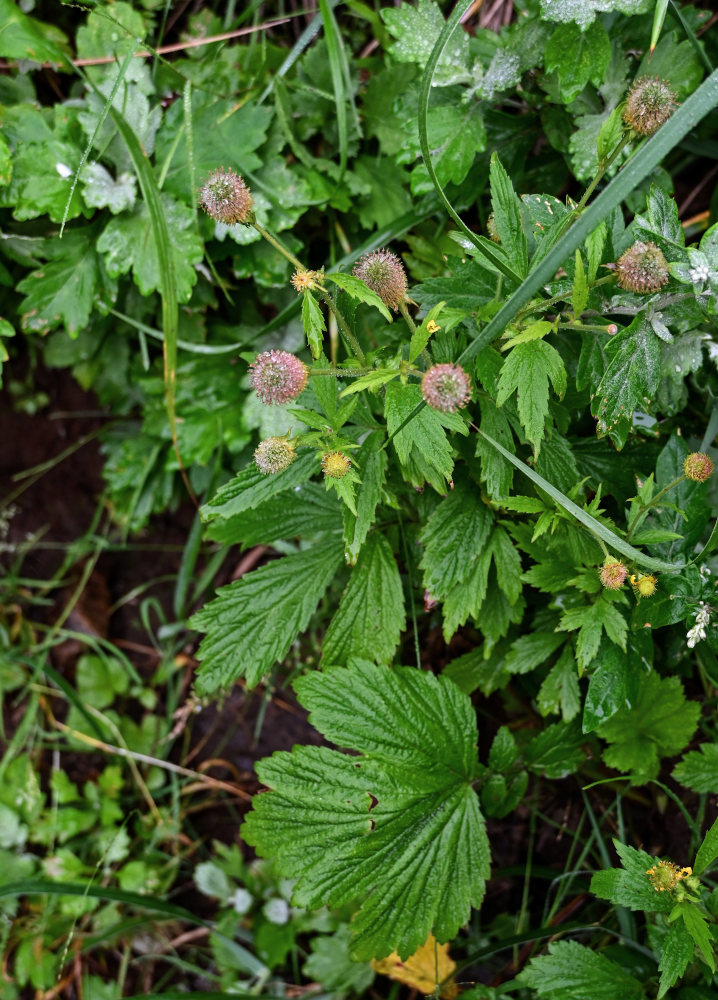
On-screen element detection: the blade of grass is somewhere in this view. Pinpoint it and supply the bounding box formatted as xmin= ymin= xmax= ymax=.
xmin=318 ymin=0 xmax=349 ymax=182
xmin=475 ymin=426 xmax=685 ymax=572
xmin=257 ymin=0 xmax=342 ymax=105
xmin=650 ymin=0 xmax=669 ymax=55
xmin=669 ymin=0 xmax=713 ymax=73
xmin=107 ymin=105 xmax=196 ymax=506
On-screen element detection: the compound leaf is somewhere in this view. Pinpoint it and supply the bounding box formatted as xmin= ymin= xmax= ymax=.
xmin=518 ymin=940 xmax=644 ymax=1000
xmin=242 ymin=661 xmax=490 ymax=961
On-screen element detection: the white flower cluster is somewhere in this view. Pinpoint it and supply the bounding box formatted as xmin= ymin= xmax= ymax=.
xmin=690 ymin=262 xmax=711 ymax=285
xmin=687 ymin=602 xmax=711 ymax=648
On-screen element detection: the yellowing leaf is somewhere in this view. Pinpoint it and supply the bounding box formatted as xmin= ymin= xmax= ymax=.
xmin=371 ymin=935 xmax=458 ymax=998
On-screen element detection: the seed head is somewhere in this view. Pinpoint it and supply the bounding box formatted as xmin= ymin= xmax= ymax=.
xmin=623 ymin=78 xmax=678 ymax=136
xmin=683 ymin=452 xmax=714 ymax=483
xmin=321 ymin=451 xmax=351 ymax=479
xmin=616 ymin=241 xmax=669 ymax=293
xmin=248 ymin=350 xmax=308 ymax=405
xmin=631 ymin=573 xmax=658 ymax=598
xmin=352 ymin=249 xmax=408 ymax=311
xmin=599 ymin=559 xmax=628 ymax=590
xmin=198 ymin=168 xmax=254 ymax=225
xmin=421 ymin=363 xmax=472 ymax=413
xmin=487 ymin=213 xmax=501 ymax=244
xmin=646 ymin=860 xmax=692 ymax=893
xmin=254 ymin=437 xmax=296 ymax=475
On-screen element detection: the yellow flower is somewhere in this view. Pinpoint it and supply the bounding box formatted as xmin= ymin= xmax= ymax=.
xmin=646 ymin=860 xmax=692 ymax=892
xmin=290 ymin=269 xmax=323 ymax=293
xmin=426 ymin=319 xmax=441 ymax=334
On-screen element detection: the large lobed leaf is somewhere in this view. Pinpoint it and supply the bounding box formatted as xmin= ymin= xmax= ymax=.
xmin=242 ymin=661 xmax=490 ymax=961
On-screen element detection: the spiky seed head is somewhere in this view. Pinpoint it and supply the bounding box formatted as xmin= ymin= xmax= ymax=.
xmin=616 ymin=241 xmax=669 ymax=293
xmin=684 ymin=452 xmax=714 ymax=483
xmin=646 ymin=860 xmax=692 ymax=893
xmin=623 ymin=77 xmax=678 ymax=136
xmin=352 ymin=248 xmax=408 ymax=311
xmin=321 ymin=451 xmax=351 ymax=479
xmin=248 ymin=350 xmax=308 ymax=405
xmin=291 ymin=269 xmax=322 ymax=293
xmin=487 ymin=213 xmax=501 ymax=244
xmin=631 ymin=573 xmax=658 ymax=598
xmin=421 ymin=363 xmax=472 ymax=413
xmin=600 ymin=559 xmax=628 ymax=590
xmin=198 ymin=168 xmax=254 ymax=225
xmin=254 ymin=437 xmax=296 ymax=475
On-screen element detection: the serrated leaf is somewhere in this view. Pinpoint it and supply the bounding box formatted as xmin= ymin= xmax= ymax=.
xmin=17 ymin=230 xmax=115 ymax=336
xmin=496 ymin=339 xmax=566 ymax=455
xmin=503 ymin=632 xmax=565 ymax=676
xmin=242 ymin=661 xmax=490 ymax=961
xmin=191 ymin=539 xmax=344 ymax=692
xmin=322 ymin=534 xmax=405 ymax=667
xmin=409 ymin=302 xmax=444 ymax=363
xmin=597 ymin=673 xmax=700 ymax=783
xmin=590 ymin=841 xmax=675 ymax=913
xmin=0 ymin=0 xmax=70 ymax=63
xmin=339 ymin=369 xmax=399 ymax=398
xmin=677 ymin=903 xmax=715 ymax=972
xmin=326 ymin=272 xmax=393 ymax=322
xmin=201 ymin=452 xmax=319 ymax=522
xmin=343 ymin=432 xmax=387 ymax=563
xmin=694 ymin=816 xmax=718 ymax=876
xmin=301 ymin=290 xmax=326 ymax=359
xmin=385 ymin=382 xmax=463 ymax=493
xmin=673 ymin=745 xmax=718 ymax=796
xmin=537 ymin=646 xmax=581 ymax=721
xmin=475 ymin=398 xmax=514 ymax=499
xmin=97 ymin=194 xmax=203 ymax=303
xmin=545 ymin=21 xmax=612 ymax=103
xmin=489 ymin=153 xmax=528 ymax=279
xmin=523 ymin=719 xmax=585 ymax=778
xmin=597 ymin=106 xmax=625 ymax=163
xmin=572 ymin=250 xmax=588 ymax=318
xmin=420 ymin=479 xmax=494 ymax=601
xmin=658 ymin=920 xmax=695 ymax=998
xmin=80 ymin=162 xmax=136 ymax=214
xmin=557 ymin=596 xmax=627 ymax=672
xmin=591 ymin=315 xmax=661 ymax=435
xmin=206 ymin=482 xmax=342 ymax=547
xmin=518 ymin=940 xmax=644 ymax=1000
xmin=583 ymin=643 xmax=638 ymax=733
xmin=442 ymin=527 xmax=521 ymax=641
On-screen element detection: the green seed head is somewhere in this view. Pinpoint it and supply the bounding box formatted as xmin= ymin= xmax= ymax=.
xmin=623 ymin=77 xmax=678 ymax=136
xmin=254 ymin=437 xmax=296 ymax=475
xmin=199 ymin=168 xmax=254 ymax=225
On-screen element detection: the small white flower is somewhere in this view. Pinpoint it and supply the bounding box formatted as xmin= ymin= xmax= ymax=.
xmin=231 ymin=888 xmax=253 ymax=915
xmin=687 ymin=602 xmax=712 ymax=648
xmin=690 ymin=263 xmax=711 ymax=284
xmin=262 ymin=897 xmax=290 ymax=925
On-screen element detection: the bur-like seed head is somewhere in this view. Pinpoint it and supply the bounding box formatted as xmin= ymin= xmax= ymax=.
xmin=254 ymin=437 xmax=296 ymax=475
xmin=291 ymin=269 xmax=323 ymax=293
xmin=631 ymin=573 xmax=658 ymax=598
xmin=616 ymin=241 xmax=670 ymax=293
xmin=684 ymin=452 xmax=714 ymax=483
xmin=623 ymin=77 xmax=678 ymax=136
xmin=487 ymin=213 xmax=501 ymax=244
xmin=198 ymin=168 xmax=254 ymax=225
xmin=248 ymin=350 xmax=308 ymax=405
xmin=352 ymin=248 xmax=408 ymax=311
xmin=421 ymin=363 xmax=472 ymax=413
xmin=600 ymin=559 xmax=628 ymax=590
xmin=321 ymin=451 xmax=351 ymax=479
xmin=646 ymin=860 xmax=692 ymax=893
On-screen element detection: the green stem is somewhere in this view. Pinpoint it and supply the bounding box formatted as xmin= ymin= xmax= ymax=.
xmin=626 ymin=475 xmax=686 ymax=542
xmin=310 ymin=367 xmax=374 ymax=376
xmin=398 ymin=300 xmax=416 ymax=333
xmin=558 ymin=323 xmax=616 ymax=334
xmin=517 ymin=274 xmax=616 ymax=322
xmin=252 ymin=220 xmax=366 ymax=365
xmin=574 ymin=133 xmax=632 ymax=214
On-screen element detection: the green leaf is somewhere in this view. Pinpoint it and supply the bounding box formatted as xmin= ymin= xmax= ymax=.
xmin=382 ymin=0 xmax=470 ymax=87
xmin=301 ymin=290 xmax=326 ymax=359
xmin=583 ymin=643 xmax=638 ymax=733
xmin=658 ymin=920 xmax=695 ymax=999
xmin=303 ymin=926 xmax=374 ymax=994
xmin=190 ymin=539 xmax=344 ymax=693
xmin=597 ymin=673 xmax=700 ymax=783
xmin=545 ymin=22 xmax=612 ymax=104
xmin=537 ymin=647 xmax=581 ymax=721
xmin=17 ymin=230 xmax=115 ymax=337
xmin=385 ymin=382 xmax=465 ymax=493
xmin=339 ymin=369 xmax=399 ymax=398
xmin=590 ymin=840 xmax=675 ymax=914
xmin=322 ymin=534 xmax=405 ymax=667
xmin=572 ymin=250 xmax=589 ymax=318
xmin=343 ymin=432 xmax=387 ymax=563
xmin=419 ymin=479 xmax=494 ymax=601
xmin=524 ymin=719 xmax=585 ymax=778
xmin=0 ymin=0 xmax=70 ymax=64
xmin=206 ymin=482 xmax=342 ymax=548
xmin=597 ymin=106 xmax=625 ymax=163
xmin=325 ymin=272 xmax=393 ymax=322
xmin=97 ymin=194 xmax=203 ymax=303
xmin=518 ymin=940 xmax=644 ymax=1000
xmin=694 ymin=816 xmax=718 ymax=876
xmin=503 ymin=632 xmax=565 ymax=676
xmin=242 ymin=661 xmax=490 ymax=961
xmin=200 ymin=453 xmax=319 ymax=522
xmin=676 ymin=902 xmax=715 ymax=972
xmin=496 ymin=339 xmax=566 ymax=455
xmin=442 ymin=526 xmax=521 ymax=641
xmin=475 ymin=398 xmax=514 ymax=499
xmin=489 ymin=153 xmax=528 ymax=279
xmin=673 ymin=744 xmax=718 ymax=795
xmin=591 ymin=316 xmax=661 ymax=437
xmin=409 ymin=302 xmax=444 ymax=363
xmin=81 ymin=162 xmax=136 ymax=214
xmin=557 ymin=597 xmax=627 ymax=672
